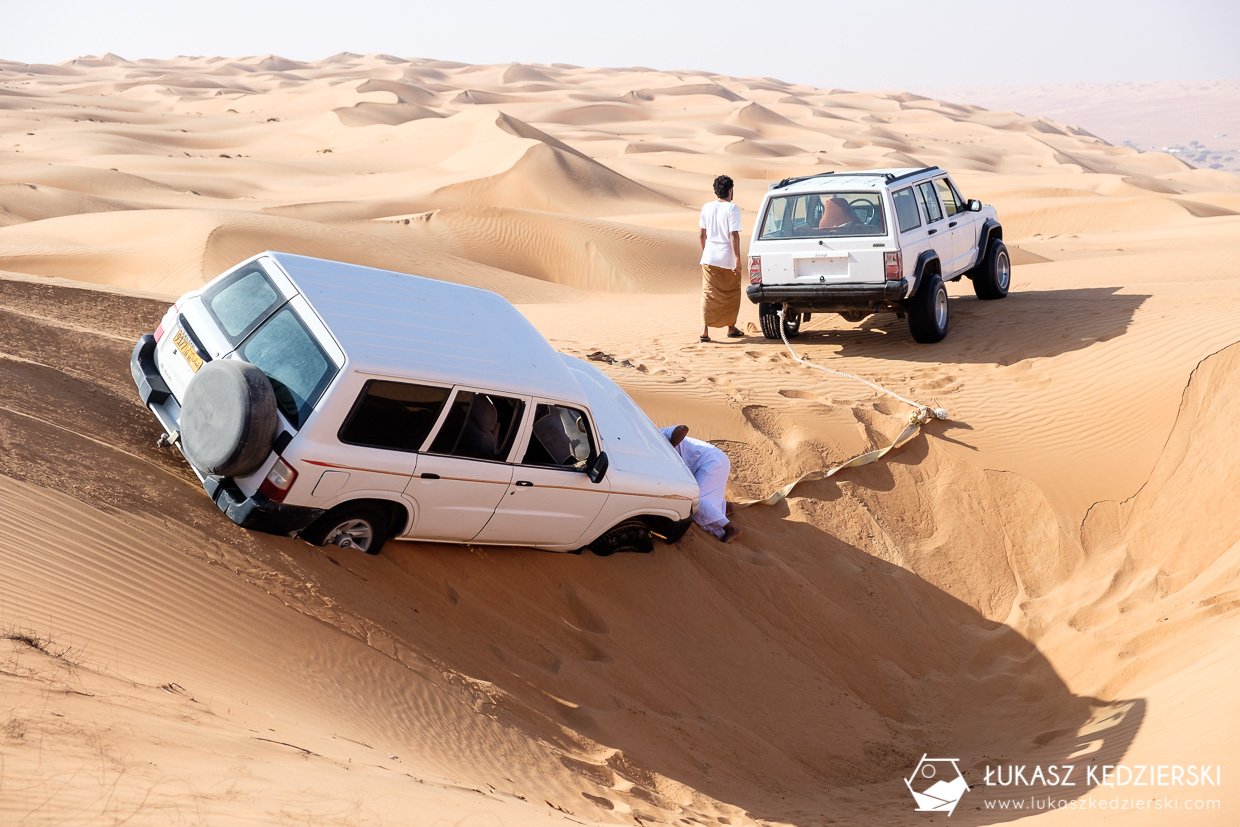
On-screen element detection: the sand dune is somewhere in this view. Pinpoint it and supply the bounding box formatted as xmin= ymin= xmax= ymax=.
xmin=1 ymin=54 xmax=1239 ymax=825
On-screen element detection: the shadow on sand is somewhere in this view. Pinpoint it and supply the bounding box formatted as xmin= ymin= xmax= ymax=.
xmin=787 ymin=286 xmax=1149 ymax=365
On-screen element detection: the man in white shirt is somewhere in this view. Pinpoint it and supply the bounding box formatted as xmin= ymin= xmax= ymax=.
xmin=698 ymin=175 xmax=744 ymax=342
xmin=660 ymin=424 xmax=741 ymax=544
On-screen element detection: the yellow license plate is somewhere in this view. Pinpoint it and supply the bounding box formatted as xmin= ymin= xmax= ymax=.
xmin=172 ymin=328 xmax=204 ymax=372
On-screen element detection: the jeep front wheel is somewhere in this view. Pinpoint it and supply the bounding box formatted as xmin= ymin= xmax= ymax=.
xmin=906 ymin=273 xmax=949 ymax=343
xmin=759 ymin=302 xmax=802 ymax=340
xmin=973 ymin=238 xmax=1011 ymax=300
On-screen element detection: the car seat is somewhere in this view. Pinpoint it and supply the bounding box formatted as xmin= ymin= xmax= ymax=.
xmin=460 ymin=395 xmax=501 ymax=459
xmin=819 ymin=197 xmax=854 ymax=229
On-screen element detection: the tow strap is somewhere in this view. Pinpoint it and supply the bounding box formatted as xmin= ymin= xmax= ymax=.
xmin=733 ymin=309 xmax=950 ymax=510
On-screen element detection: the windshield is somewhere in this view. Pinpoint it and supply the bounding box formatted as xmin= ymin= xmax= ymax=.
xmin=758 ymin=191 xmax=886 ymax=239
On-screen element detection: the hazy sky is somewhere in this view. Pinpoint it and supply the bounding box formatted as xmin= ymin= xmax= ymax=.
xmin=2 ymin=0 xmax=1237 ymax=89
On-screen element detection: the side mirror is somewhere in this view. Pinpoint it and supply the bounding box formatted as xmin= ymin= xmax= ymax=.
xmin=967 ymin=199 xmax=983 ymax=212
xmin=587 ymin=451 xmax=609 ymax=484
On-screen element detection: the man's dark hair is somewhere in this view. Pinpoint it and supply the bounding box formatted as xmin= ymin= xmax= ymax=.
xmin=713 ymin=175 xmax=734 ymax=199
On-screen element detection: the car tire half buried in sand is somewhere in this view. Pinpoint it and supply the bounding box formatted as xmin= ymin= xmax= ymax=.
xmin=589 ymin=520 xmax=655 ymax=556
xmin=180 ymin=360 xmax=279 ymax=478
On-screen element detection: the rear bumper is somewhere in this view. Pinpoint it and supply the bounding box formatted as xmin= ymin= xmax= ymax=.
xmin=130 ymin=334 xmax=171 ymax=406
xmin=203 ymin=476 xmax=324 ymax=536
xmin=133 ymin=334 xmax=322 ymax=538
xmin=747 ymin=279 xmax=909 ymax=310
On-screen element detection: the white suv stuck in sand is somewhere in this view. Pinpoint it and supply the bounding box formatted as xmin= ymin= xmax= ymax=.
xmin=131 ymin=252 xmax=698 ymax=556
xmin=746 ymin=166 xmax=1009 ymax=343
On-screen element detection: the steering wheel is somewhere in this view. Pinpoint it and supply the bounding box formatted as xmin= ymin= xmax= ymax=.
xmin=849 ymin=199 xmax=877 ymax=224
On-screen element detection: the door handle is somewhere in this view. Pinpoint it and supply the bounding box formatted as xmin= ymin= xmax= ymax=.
xmin=420 ymin=473 xmax=440 ymax=479
xmin=949 ymin=221 xmax=958 ymax=227
xmin=515 ymin=480 xmax=534 ymax=487
xmin=928 ymin=228 xmax=937 ymax=235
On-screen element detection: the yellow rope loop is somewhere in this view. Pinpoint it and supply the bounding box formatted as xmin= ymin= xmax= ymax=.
xmin=728 ymin=308 xmax=957 ymax=509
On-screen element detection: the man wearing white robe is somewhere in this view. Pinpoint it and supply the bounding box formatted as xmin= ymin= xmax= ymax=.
xmin=660 ymin=425 xmax=741 ymax=544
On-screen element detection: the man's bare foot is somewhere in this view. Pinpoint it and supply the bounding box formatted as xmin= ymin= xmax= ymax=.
xmin=725 ymin=501 xmax=736 ymax=517
xmin=720 ymin=523 xmax=741 ymax=544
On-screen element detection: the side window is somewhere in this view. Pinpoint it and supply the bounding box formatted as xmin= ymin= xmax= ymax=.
xmin=759 ymin=198 xmax=789 ymax=238
xmin=521 ymin=404 xmax=594 ymax=470
xmin=892 ymin=188 xmax=922 ymax=233
xmin=203 ymin=265 xmax=285 ymax=345
xmin=429 ymin=391 xmax=525 ymax=462
xmin=934 ymin=177 xmax=963 ymax=217
xmin=338 ymin=380 xmax=451 ymax=452
xmin=238 ymin=306 xmax=336 ymax=429
xmin=916 ymin=181 xmax=944 ymax=223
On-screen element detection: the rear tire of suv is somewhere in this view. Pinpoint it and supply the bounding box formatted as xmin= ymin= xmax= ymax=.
xmin=906 ymin=272 xmax=949 ymax=343
xmin=973 ymin=238 xmax=1011 ymax=300
xmin=759 ymin=302 xmax=802 ymax=340
xmin=180 ymin=359 xmax=279 ymax=477
xmin=303 ymin=502 xmax=391 ymax=555
xmin=590 ymin=520 xmax=654 ymax=556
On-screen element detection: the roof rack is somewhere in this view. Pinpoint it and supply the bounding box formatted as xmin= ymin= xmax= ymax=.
xmin=769 ymin=166 xmax=941 ymax=191
xmin=770 ymin=171 xmax=835 ymax=191
xmin=885 ymin=166 xmax=940 ymax=184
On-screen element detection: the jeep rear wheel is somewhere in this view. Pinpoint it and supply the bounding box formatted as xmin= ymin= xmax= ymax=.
xmin=906 ymin=272 xmax=949 ymax=343
xmin=758 ymin=302 xmax=802 ymax=340
xmin=973 ymin=238 xmax=1011 ymax=300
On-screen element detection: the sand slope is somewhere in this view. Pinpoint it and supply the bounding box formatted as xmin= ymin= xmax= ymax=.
xmin=1 ymin=55 xmax=1239 ymax=825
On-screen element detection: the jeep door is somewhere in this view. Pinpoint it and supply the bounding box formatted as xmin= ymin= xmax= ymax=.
xmin=912 ymin=179 xmax=962 ymax=276
xmin=473 ymin=401 xmax=610 ymax=547
xmin=933 ymin=175 xmax=982 ymax=274
xmin=402 ymin=388 xmax=521 ymax=541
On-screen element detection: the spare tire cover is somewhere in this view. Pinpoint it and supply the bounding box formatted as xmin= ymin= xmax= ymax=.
xmin=180 ymin=359 xmax=279 ymax=478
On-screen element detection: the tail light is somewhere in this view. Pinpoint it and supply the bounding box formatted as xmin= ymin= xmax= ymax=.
xmin=884 ymin=251 xmax=903 ymax=281
xmin=153 ymin=303 xmax=178 ymax=342
xmin=258 ymin=457 xmax=298 ymax=503
xmin=749 ymin=256 xmax=763 ymax=284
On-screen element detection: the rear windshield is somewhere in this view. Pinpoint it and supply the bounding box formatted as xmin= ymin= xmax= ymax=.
xmin=758 ymin=191 xmax=886 ymax=239
xmin=238 ymin=306 xmax=337 ymax=429
xmin=202 ymin=264 xmax=285 ymax=345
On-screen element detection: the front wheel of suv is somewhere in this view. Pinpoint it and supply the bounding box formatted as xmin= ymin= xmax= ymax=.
xmin=905 ymin=272 xmax=949 ymax=343
xmin=759 ymin=302 xmax=802 ymax=340
xmin=972 ymin=238 xmax=1011 ymax=300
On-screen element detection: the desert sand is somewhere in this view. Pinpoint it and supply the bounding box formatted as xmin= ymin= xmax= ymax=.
xmin=1 ymin=54 xmax=1239 ymax=825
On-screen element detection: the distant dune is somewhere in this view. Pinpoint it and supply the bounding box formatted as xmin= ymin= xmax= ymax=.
xmin=909 ymin=79 xmax=1240 ymax=174
xmin=2 ymin=55 xmax=1239 ymax=826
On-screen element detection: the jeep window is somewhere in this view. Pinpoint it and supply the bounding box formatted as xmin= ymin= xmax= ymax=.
xmin=203 ymin=265 xmax=285 ymax=345
xmin=237 ymin=306 xmax=337 ymax=429
xmin=892 ymin=187 xmax=922 ymax=233
xmin=915 ymin=182 xmax=944 ymax=223
xmin=521 ymin=404 xmax=594 ymax=470
xmin=338 ymin=380 xmax=451 ymax=453
xmin=758 ymin=192 xmax=886 ymax=239
xmin=429 ymin=390 xmax=525 ymax=462
xmin=934 ymin=177 xmax=964 ymax=217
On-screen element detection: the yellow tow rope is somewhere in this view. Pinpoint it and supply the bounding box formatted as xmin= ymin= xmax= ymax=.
xmin=733 ymin=309 xmax=950 ymax=509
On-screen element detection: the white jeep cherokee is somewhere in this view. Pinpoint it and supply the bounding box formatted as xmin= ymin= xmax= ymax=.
xmin=746 ymin=166 xmax=1009 ymax=343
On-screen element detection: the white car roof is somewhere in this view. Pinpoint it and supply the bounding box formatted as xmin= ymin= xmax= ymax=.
xmin=262 ymin=252 xmax=590 ymax=407
xmin=769 ymin=167 xmax=934 ymax=194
